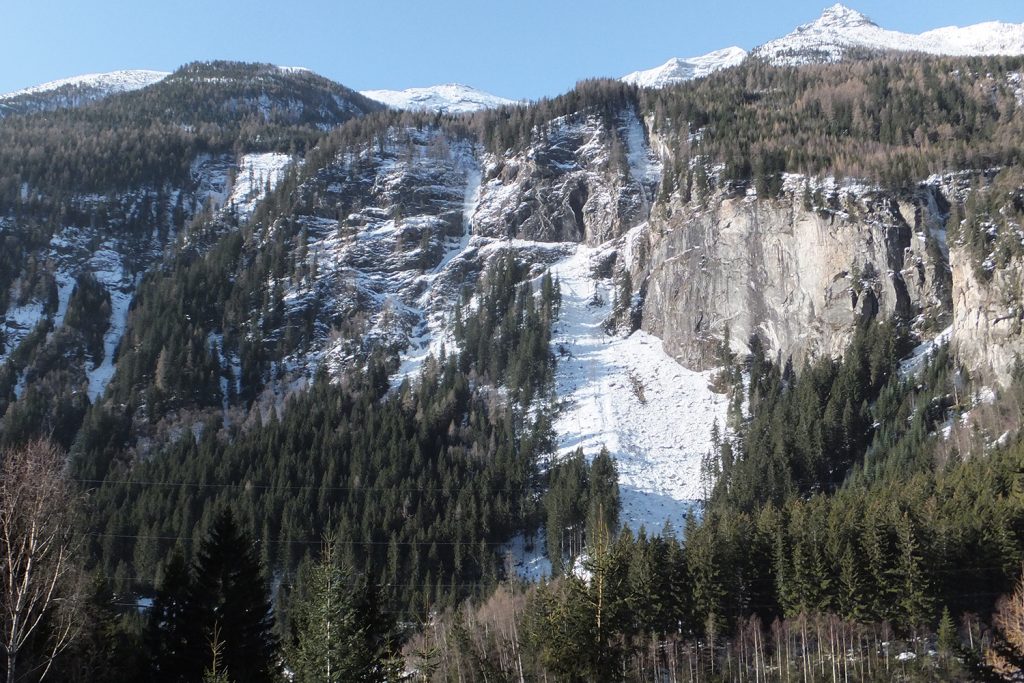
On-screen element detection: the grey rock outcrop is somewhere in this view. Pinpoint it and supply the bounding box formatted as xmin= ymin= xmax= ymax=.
xmin=639 ymin=182 xmax=951 ymax=369
xmin=951 ymin=247 xmax=1024 ymax=386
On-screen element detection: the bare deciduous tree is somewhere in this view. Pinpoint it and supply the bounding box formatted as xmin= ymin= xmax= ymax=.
xmin=0 ymin=439 xmax=84 ymax=683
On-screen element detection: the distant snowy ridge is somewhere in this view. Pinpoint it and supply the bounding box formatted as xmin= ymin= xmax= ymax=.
xmin=360 ymin=83 xmax=518 ymax=114
xmin=0 ymin=69 xmax=170 ymax=101
xmin=753 ymin=3 xmax=1024 ymax=65
xmin=621 ymin=47 xmax=747 ymax=88
xmin=624 ymin=4 xmax=1024 ymax=87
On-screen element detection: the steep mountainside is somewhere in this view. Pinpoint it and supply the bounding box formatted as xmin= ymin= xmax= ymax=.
xmin=4 ymin=53 xmax=1024 ymax=591
xmin=8 ymin=4 xmax=1024 ymax=675
xmin=0 ymin=61 xmax=381 ymax=445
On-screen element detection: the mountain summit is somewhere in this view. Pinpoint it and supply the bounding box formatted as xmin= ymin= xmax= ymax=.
xmin=753 ymin=3 xmax=1024 ymax=65
xmin=624 ymin=4 xmax=1024 ymax=87
xmin=808 ymin=3 xmax=877 ymax=31
xmin=621 ymin=47 xmax=747 ymax=88
xmin=360 ymin=83 xmax=517 ymax=114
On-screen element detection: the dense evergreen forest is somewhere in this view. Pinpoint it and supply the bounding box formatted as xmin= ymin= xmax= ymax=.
xmin=4 ymin=51 xmax=1024 ymax=682
xmin=406 ymin=323 xmax=1024 ymax=681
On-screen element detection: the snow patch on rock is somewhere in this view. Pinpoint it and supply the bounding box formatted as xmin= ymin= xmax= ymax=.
xmin=227 ymin=152 xmax=294 ymax=220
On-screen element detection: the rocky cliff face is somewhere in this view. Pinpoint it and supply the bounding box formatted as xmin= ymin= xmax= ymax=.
xmin=638 ymin=179 xmax=952 ymax=369
xmin=951 ymin=247 xmax=1024 ymax=387
xmin=111 ymin=106 xmax=969 ymax=405
xmin=472 ymin=112 xmax=657 ymax=245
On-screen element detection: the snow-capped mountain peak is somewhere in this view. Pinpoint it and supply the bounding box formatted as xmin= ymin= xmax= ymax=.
xmin=360 ymin=83 xmax=517 ymax=114
xmin=753 ymin=4 xmax=1024 ymax=65
xmin=807 ymin=4 xmax=876 ymax=31
xmin=621 ymin=46 xmax=747 ymax=88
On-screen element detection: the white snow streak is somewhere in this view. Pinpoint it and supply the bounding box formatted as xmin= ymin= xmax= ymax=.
xmin=86 ymin=248 xmax=134 ymax=402
xmin=899 ymin=325 xmax=953 ymax=377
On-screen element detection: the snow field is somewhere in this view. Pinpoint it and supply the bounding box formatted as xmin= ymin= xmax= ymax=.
xmin=549 ymin=243 xmax=729 ymax=535
xmin=621 ymin=47 xmax=747 ymax=88
xmin=227 ymin=153 xmax=294 ymax=220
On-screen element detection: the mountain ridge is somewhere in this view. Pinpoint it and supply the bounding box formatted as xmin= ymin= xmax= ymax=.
xmin=621 ymin=47 xmax=748 ymax=89
xmin=0 ymin=69 xmax=170 ymax=116
xmin=360 ymin=83 xmax=518 ymax=113
xmin=623 ymin=3 xmax=1024 ymax=87
xmin=754 ymin=3 xmax=1024 ymax=65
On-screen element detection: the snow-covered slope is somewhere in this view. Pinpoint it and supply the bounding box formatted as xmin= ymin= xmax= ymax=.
xmin=1 ymin=70 xmax=170 ymax=100
xmin=549 ymin=242 xmax=728 ymax=534
xmin=622 ymin=47 xmax=747 ymax=88
xmin=753 ymin=3 xmax=1024 ymax=65
xmin=0 ymin=70 xmax=169 ymax=115
xmin=226 ymin=152 xmax=294 ymax=220
xmin=360 ymin=83 xmax=517 ymax=114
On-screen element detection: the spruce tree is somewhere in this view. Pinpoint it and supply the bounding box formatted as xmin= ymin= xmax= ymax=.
xmin=288 ymin=541 xmax=383 ymax=683
xmin=147 ymin=550 xmax=194 ymax=683
xmin=188 ymin=509 xmax=280 ymax=683
xmin=587 ymin=447 xmax=620 ymax=544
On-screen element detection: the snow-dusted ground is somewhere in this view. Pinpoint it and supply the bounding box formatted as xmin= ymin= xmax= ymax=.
xmin=390 ymin=158 xmax=483 ymax=386
xmin=550 ymin=244 xmax=728 ymax=535
xmin=624 ymin=111 xmax=662 ymax=186
xmin=190 ymin=155 xmax=233 ymax=213
xmin=622 ymin=47 xmax=747 ymax=88
xmin=226 ymin=152 xmax=294 ymax=220
xmin=1 ymin=300 xmax=44 ymax=364
xmin=502 ymin=532 xmax=552 ymax=582
xmin=360 ymin=83 xmax=518 ymax=114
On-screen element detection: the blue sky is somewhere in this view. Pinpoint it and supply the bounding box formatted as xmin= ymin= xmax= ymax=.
xmin=4 ymin=0 xmax=1024 ymax=99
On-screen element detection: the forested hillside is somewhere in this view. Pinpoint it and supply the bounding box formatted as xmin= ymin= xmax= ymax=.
xmin=4 ymin=34 xmax=1024 ymax=682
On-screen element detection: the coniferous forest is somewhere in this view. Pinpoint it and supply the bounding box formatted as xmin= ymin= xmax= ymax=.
xmin=8 ymin=12 xmax=1024 ymax=682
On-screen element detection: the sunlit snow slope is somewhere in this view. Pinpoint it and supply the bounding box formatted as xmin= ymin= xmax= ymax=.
xmin=621 ymin=47 xmax=747 ymax=88
xmin=360 ymin=84 xmax=517 ymax=114
xmin=549 ymin=243 xmax=728 ymax=534
xmin=754 ymin=3 xmax=1024 ymax=65
xmin=0 ymin=69 xmax=170 ymax=100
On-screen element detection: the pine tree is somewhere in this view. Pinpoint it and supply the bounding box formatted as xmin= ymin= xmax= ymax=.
xmin=587 ymin=447 xmax=620 ymax=545
xmin=187 ymin=509 xmax=280 ymax=683
xmin=895 ymin=512 xmax=933 ymax=632
xmin=147 ymin=550 xmax=194 ymax=682
xmin=289 ymin=540 xmax=399 ymax=683
xmin=937 ymin=606 xmax=957 ymax=662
